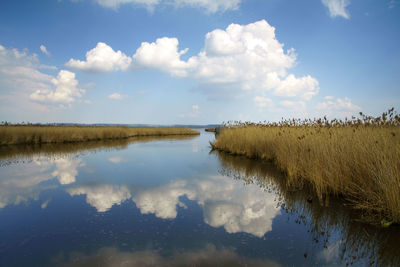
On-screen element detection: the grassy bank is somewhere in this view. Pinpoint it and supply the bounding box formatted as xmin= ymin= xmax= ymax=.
xmin=0 ymin=135 xmax=197 ymax=163
xmin=0 ymin=125 xmax=199 ymax=145
xmin=211 ymin=109 xmax=400 ymax=224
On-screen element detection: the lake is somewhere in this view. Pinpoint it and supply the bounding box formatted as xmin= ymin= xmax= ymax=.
xmin=0 ymin=131 xmax=399 ymax=266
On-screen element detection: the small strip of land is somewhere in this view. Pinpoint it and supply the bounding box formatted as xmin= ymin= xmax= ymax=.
xmin=0 ymin=125 xmax=199 ymax=145
xmin=211 ymin=109 xmax=400 ymax=225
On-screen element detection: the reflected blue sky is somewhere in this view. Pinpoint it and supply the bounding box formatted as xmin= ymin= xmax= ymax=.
xmin=0 ymin=132 xmax=378 ymax=266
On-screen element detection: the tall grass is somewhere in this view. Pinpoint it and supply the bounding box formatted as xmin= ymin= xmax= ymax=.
xmin=212 ymin=109 xmax=400 ymax=223
xmin=216 ymin=151 xmax=400 ymax=266
xmin=0 ymin=126 xmax=199 ymax=145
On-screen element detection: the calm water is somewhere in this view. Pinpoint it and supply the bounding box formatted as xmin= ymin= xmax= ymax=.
xmin=0 ymin=131 xmax=399 ymax=266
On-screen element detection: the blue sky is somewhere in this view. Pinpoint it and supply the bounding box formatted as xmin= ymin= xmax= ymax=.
xmin=0 ymin=0 xmax=399 ymax=124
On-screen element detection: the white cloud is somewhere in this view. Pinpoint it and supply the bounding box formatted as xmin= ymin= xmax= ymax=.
xmin=40 ymin=45 xmax=50 ymax=57
xmin=30 ymin=70 xmax=85 ymax=104
xmin=133 ymin=180 xmax=194 ymax=219
xmin=0 ymin=45 xmax=53 ymax=89
xmin=51 ymin=158 xmax=83 ymax=185
xmin=316 ymin=96 xmax=361 ymax=116
xmin=274 ymin=74 xmax=319 ymax=100
xmin=67 ymin=184 xmax=131 ymax=212
xmin=66 ymin=42 xmax=132 ymax=73
xmin=132 ymin=37 xmax=192 ymax=77
xmin=148 ymin=20 xmax=318 ymax=100
xmin=108 ymin=93 xmax=126 ymax=100
xmin=187 ymin=20 xmax=300 ymax=91
xmin=86 ymin=0 xmax=241 ymax=13
xmin=132 ymin=175 xmax=281 ymax=237
xmin=0 ymin=45 xmax=83 ymax=107
xmin=66 ymin=20 xmax=319 ymax=101
xmin=253 ymin=96 xmax=272 ymax=108
xmin=322 ymin=0 xmax=350 ymax=19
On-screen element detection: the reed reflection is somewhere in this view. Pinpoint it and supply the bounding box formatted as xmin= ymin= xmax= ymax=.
xmin=214 ymin=151 xmax=400 ymax=267
xmin=0 ymin=135 xmax=197 ymax=164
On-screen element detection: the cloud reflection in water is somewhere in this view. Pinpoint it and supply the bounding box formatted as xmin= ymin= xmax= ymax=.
xmin=0 ymin=157 xmax=82 ymax=209
xmin=67 ymin=185 xmax=131 ymax=212
xmin=73 ymin=175 xmax=281 ymax=237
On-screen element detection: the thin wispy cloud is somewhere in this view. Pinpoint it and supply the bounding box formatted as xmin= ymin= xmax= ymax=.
xmin=322 ymin=0 xmax=350 ymax=19
xmin=83 ymin=0 xmax=242 ymax=13
xmin=40 ymin=45 xmax=50 ymax=56
xmin=108 ymin=93 xmax=126 ymax=100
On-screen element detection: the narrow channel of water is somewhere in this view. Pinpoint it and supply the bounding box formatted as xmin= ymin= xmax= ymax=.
xmin=0 ymin=131 xmax=398 ymax=266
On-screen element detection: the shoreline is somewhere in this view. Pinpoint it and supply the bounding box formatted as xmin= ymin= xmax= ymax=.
xmin=211 ymin=113 xmax=400 ymax=225
xmin=0 ymin=125 xmax=199 ymax=146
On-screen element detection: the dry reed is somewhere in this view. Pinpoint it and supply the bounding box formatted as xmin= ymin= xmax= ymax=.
xmin=0 ymin=126 xmax=199 ymax=145
xmin=212 ymin=108 xmax=400 ymax=224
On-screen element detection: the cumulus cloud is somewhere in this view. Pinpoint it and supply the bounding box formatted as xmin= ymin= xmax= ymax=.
xmin=51 ymin=158 xmax=83 ymax=185
xmin=132 ymin=175 xmax=281 ymax=237
xmin=274 ymin=74 xmax=319 ymax=100
xmin=0 ymin=45 xmax=84 ymax=107
xmin=67 ymin=184 xmax=131 ymax=212
xmin=316 ymin=96 xmax=361 ymax=117
xmin=40 ymin=45 xmax=50 ymax=56
xmin=68 ymin=20 xmax=319 ymax=102
xmin=133 ymin=180 xmax=194 ymax=219
xmin=30 ymin=70 xmax=85 ymax=104
xmin=132 ymin=37 xmax=192 ymax=77
xmin=108 ymin=93 xmax=125 ymax=100
xmin=66 ymin=42 xmax=132 ymax=73
xmin=84 ymin=0 xmax=241 ymax=13
xmin=322 ymin=0 xmax=350 ymax=19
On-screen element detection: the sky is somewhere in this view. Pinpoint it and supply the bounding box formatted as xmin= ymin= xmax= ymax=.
xmin=0 ymin=0 xmax=399 ymax=124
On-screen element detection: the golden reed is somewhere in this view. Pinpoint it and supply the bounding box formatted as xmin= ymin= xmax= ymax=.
xmin=0 ymin=126 xmax=199 ymax=145
xmin=212 ymin=109 xmax=400 ymax=224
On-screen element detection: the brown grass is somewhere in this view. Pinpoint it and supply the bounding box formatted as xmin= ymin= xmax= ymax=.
xmin=0 ymin=125 xmax=199 ymax=145
xmin=212 ymin=109 xmax=400 ymax=223
xmin=216 ymin=151 xmax=400 ymax=266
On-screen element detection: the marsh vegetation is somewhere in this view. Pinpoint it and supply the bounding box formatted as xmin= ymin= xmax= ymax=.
xmin=0 ymin=125 xmax=199 ymax=145
xmin=211 ymin=109 xmax=400 ymax=224
xmin=216 ymin=151 xmax=400 ymax=267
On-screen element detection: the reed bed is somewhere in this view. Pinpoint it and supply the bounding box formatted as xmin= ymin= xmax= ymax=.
xmin=212 ymin=109 xmax=400 ymax=224
xmin=216 ymin=151 xmax=400 ymax=266
xmin=0 ymin=126 xmax=199 ymax=145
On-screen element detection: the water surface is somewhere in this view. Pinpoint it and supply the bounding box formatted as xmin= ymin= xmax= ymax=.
xmin=0 ymin=132 xmax=399 ymax=266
